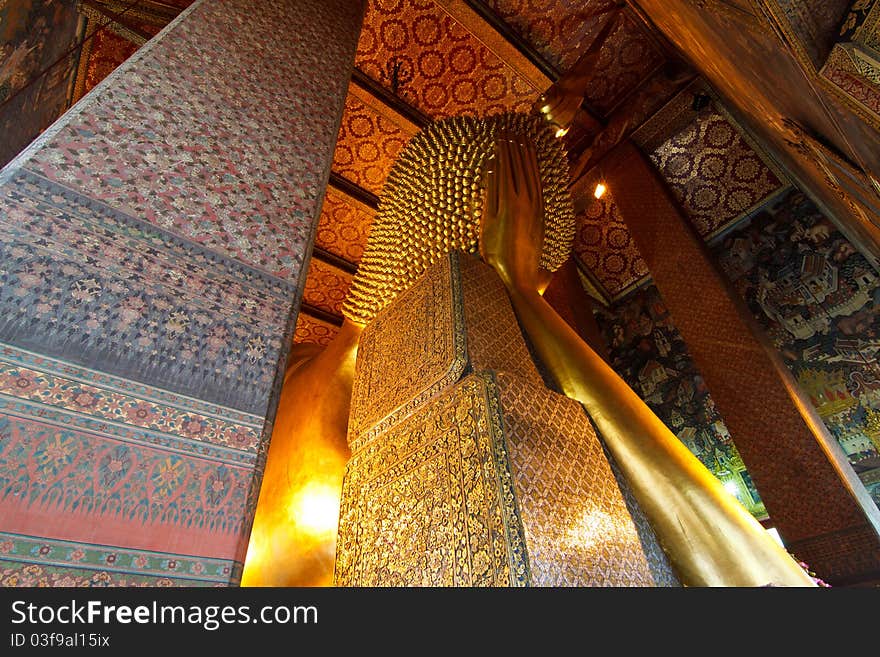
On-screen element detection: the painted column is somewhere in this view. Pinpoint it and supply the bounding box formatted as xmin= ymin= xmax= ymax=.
xmin=542 ymin=259 xmax=611 ymax=364
xmin=604 ymin=140 xmax=880 ymax=585
xmin=0 ymin=0 xmax=363 ymax=586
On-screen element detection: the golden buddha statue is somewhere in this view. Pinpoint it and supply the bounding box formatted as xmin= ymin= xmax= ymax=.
xmin=243 ymin=112 xmax=816 ymax=587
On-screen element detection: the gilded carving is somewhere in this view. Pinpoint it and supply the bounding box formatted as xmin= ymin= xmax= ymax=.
xmin=348 ymin=253 xmax=468 ymax=447
xmin=457 ymin=253 xmax=544 ymax=387
xmin=343 ymin=112 xmax=575 ymax=325
xmin=492 ymin=372 xmax=677 ymax=586
xmin=335 ymin=374 xmax=530 ymax=587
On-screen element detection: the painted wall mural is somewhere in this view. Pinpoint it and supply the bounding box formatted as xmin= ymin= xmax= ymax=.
xmin=593 ymin=285 xmax=768 ymax=518
xmin=0 ymin=0 xmax=84 ymax=167
xmin=713 ymin=187 xmax=880 ymax=507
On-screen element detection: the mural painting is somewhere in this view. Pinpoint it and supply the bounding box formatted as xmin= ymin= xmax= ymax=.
xmin=713 ymin=187 xmax=880 ymax=507
xmin=594 ymin=284 xmax=768 ymax=518
xmin=0 ymin=0 xmax=84 ymax=167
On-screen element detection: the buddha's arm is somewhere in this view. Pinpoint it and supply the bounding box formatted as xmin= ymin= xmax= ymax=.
xmin=480 ymin=133 xmax=815 ymax=586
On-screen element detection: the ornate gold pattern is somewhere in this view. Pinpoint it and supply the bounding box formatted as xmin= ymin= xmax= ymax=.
xmin=335 ymin=373 xmax=530 ymax=587
xmin=302 ymin=259 xmax=353 ymax=317
xmin=348 ymin=253 xmax=468 ymax=446
xmin=573 ymin=189 xmax=649 ymax=299
xmin=343 ymin=112 xmax=575 ymax=324
xmin=458 ymin=253 xmax=543 ymax=387
xmin=493 ymin=371 xmax=677 ymax=586
xmin=293 ymin=313 xmax=340 ymax=347
xmin=332 ymin=92 xmax=410 ymax=195
xmin=314 ymin=188 xmax=376 ymax=264
xmin=339 ymin=254 xmax=677 ymax=586
xmin=355 ymin=0 xmax=540 ymax=118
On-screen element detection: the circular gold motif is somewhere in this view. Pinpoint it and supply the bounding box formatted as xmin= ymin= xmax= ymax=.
xmin=732 ymin=155 xmax=760 ymax=183
xmin=579 ymin=224 xmax=602 ymax=247
xmin=603 ymin=253 xmax=626 ymax=275
xmin=343 ymin=113 xmax=575 ymax=324
xmin=417 ymin=50 xmax=445 ymax=79
xmin=482 ymin=73 xmax=508 ymax=101
xmin=449 ymin=44 xmax=477 ymax=75
xmin=606 ymin=225 xmax=632 ymax=250
xmin=705 ymin=122 xmax=734 ymax=148
xmin=379 ymin=18 xmax=408 ymax=51
xmin=413 ymin=14 xmax=442 ymax=46
xmin=452 ymin=79 xmax=477 ymax=105
xmin=696 ymin=153 xmax=725 ymax=180
xmin=692 ymin=184 xmax=720 ymax=210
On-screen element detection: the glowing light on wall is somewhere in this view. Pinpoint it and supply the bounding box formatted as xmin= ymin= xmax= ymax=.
xmin=288 ymin=480 xmax=343 ymax=538
xmin=594 ymin=182 xmax=606 ymax=199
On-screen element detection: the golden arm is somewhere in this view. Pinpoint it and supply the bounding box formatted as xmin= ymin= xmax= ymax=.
xmin=480 ymin=132 xmax=816 ymax=586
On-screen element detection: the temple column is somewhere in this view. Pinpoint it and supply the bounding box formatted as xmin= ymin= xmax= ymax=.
xmin=0 ymin=0 xmax=363 ymax=585
xmin=604 ymin=140 xmax=880 ymax=585
xmin=542 ymin=258 xmax=611 ymax=364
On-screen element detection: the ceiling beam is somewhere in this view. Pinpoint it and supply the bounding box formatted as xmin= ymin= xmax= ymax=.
xmin=312 ymin=246 xmax=357 ymax=275
xmin=460 ymin=0 xmax=559 ymax=81
xmin=351 ymin=69 xmax=429 ymax=131
xmin=78 ymin=0 xmax=152 ymax=45
xmin=328 ymin=172 xmax=379 ymax=210
xmin=435 ymin=0 xmax=554 ymax=90
xmin=300 ymin=302 xmax=344 ymax=328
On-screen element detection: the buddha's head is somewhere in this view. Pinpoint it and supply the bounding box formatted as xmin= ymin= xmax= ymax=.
xmin=343 ymin=112 xmax=576 ymax=325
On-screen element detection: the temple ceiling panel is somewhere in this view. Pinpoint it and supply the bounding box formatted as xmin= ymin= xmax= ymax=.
xmin=481 ymin=0 xmax=622 ymax=72
xmin=302 ymin=259 xmax=354 ymax=318
xmin=72 ymin=1 xmax=192 ymax=104
xmin=573 ymin=191 xmax=648 ymax=300
xmin=355 ymin=0 xmax=541 ymax=118
xmin=479 ymin=1 xmax=666 ymax=116
xmin=314 ymin=188 xmax=376 ymax=265
xmin=584 ymin=11 xmax=666 ymax=116
xmin=331 ymin=91 xmax=412 ymax=196
xmin=293 ymin=313 xmax=341 ymax=347
xmin=640 ymin=90 xmax=786 ymax=240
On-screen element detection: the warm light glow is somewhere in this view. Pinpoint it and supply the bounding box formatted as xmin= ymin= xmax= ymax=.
xmin=565 ymin=509 xmax=632 ymax=550
xmin=288 ymin=480 xmax=342 ymax=538
xmin=594 ymin=182 xmax=606 ymax=199
xmin=723 ymin=480 xmax=740 ymax=497
xmin=555 ymin=126 xmax=569 ymax=138
xmin=540 ymin=104 xmax=551 ymax=114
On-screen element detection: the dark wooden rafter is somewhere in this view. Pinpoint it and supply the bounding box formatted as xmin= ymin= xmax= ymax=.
xmin=89 ymin=0 xmax=183 ymax=24
xmin=351 ymin=68 xmax=430 ymax=129
xmin=464 ymin=0 xmax=561 ymax=81
xmin=299 ymin=302 xmax=344 ymax=327
xmin=328 ymin=172 xmax=380 ymax=210
xmin=312 ymin=246 xmax=357 ymax=275
xmin=78 ymin=0 xmax=152 ymax=44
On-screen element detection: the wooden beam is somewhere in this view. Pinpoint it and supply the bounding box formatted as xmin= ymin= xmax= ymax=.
xmin=79 ymin=0 xmax=152 ymax=44
xmin=462 ymin=0 xmax=559 ymax=81
xmin=300 ymin=303 xmax=344 ymax=328
xmin=312 ymin=246 xmax=357 ymax=275
xmin=328 ymin=172 xmax=379 ymax=210
xmin=351 ymin=69 xmax=429 ymax=131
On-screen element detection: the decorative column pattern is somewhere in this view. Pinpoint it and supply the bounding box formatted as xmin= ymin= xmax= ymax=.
xmin=604 ymin=140 xmax=880 ymax=584
xmin=0 ymin=0 xmax=363 ymax=586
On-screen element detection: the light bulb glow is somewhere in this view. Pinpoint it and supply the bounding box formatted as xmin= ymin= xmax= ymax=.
xmin=594 ymin=182 xmax=606 ymax=199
